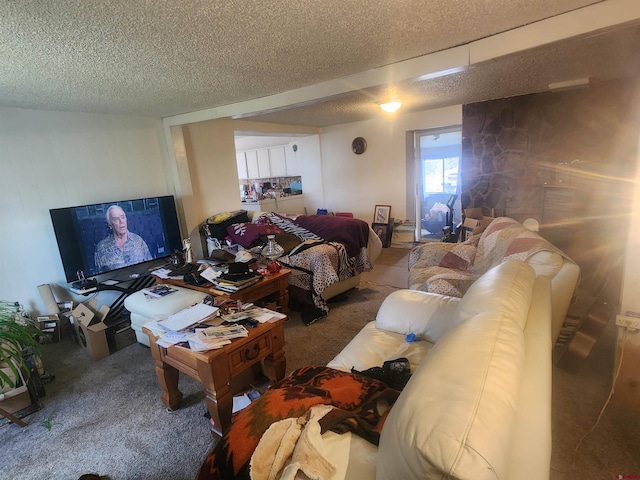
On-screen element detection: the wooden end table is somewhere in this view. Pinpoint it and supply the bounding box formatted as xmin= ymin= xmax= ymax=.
xmin=154 ymin=268 xmax=290 ymax=315
xmin=143 ymin=317 xmax=286 ymax=438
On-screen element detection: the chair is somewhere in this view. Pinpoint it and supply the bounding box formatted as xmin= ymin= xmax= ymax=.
xmin=335 ymin=212 xmax=354 ymax=218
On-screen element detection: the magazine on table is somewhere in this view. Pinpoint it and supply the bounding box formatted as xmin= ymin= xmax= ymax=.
xmin=195 ymin=324 xmax=249 ymax=340
xmin=143 ymin=284 xmax=179 ymax=298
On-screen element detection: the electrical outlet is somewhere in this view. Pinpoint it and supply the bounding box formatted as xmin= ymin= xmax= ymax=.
xmin=615 ymin=315 xmax=640 ymax=330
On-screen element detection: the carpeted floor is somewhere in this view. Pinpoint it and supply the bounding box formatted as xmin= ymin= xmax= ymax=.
xmin=2 ymin=247 xmax=639 ymax=479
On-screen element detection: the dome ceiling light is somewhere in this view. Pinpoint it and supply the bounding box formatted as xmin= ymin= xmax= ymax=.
xmin=379 ymin=101 xmax=402 ymax=113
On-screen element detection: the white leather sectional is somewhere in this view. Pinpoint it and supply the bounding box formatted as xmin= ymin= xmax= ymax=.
xmin=325 ymin=260 xmax=554 ymax=480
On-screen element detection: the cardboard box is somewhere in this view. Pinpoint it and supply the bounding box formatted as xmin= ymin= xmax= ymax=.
xmin=0 ymin=387 xmax=32 ymax=414
xmin=0 ymin=363 xmax=32 ymax=414
xmin=463 ymin=207 xmax=484 ymax=220
xmin=71 ymin=301 xmax=110 ymax=361
xmin=462 ymin=208 xmax=496 ymax=241
xmin=106 ymin=320 xmax=137 ymax=353
xmin=36 ymin=314 xmax=61 ymax=342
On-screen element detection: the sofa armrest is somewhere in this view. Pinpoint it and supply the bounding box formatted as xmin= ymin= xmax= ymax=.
xmin=376 ymin=289 xmax=461 ymax=343
xmin=367 ymin=226 xmax=383 ymax=264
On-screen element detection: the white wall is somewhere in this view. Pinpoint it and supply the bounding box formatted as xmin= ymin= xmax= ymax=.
xmin=289 ymin=135 xmax=322 ymax=214
xmin=0 ymin=107 xmax=171 ymax=314
xmin=179 ymin=118 xmax=244 ymax=257
xmin=317 ymin=105 xmax=461 ymax=222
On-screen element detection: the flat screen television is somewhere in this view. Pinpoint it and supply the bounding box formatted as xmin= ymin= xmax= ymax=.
xmin=50 ymin=195 xmax=183 ymax=283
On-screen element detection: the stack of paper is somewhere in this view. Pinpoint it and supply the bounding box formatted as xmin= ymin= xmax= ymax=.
xmin=188 ymin=324 xmax=248 ymax=352
xmin=196 ymin=324 xmax=249 ymax=340
xmin=158 ymin=303 xmax=219 ymax=331
xmin=222 ymin=307 xmax=286 ymax=324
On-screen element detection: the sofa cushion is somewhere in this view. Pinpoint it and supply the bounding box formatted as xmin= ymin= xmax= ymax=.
xmin=473 ymin=217 xmax=568 ymax=276
xmin=455 ymin=259 xmax=535 ymax=331
xmin=226 ymin=222 xmax=283 ymax=248
xmin=327 ymin=321 xmax=434 ymax=373
xmin=377 ymin=309 xmax=526 ymax=480
xmin=527 ymin=249 xmax=563 ymax=277
xmin=375 ymin=290 xmax=461 ymax=343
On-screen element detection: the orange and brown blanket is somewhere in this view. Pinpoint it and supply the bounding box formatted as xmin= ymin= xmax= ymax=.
xmin=196 ymin=366 xmax=397 ymax=480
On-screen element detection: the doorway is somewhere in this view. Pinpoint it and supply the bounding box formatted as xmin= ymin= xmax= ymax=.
xmin=414 ymin=127 xmax=462 ymax=241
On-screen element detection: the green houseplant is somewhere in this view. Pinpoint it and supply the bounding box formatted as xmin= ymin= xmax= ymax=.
xmin=0 ymin=302 xmax=41 ymax=391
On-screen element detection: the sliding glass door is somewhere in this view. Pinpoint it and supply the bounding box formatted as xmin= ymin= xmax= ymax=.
xmin=415 ymin=127 xmax=462 ymax=241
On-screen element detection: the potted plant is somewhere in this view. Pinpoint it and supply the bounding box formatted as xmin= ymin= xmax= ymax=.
xmin=0 ymin=302 xmax=41 ymax=391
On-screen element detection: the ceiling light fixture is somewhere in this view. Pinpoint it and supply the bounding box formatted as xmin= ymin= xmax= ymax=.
xmin=379 ymin=101 xmax=402 ymax=113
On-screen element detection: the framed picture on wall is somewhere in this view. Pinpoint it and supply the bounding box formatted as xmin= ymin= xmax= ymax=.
xmin=373 ymin=205 xmax=391 ymax=224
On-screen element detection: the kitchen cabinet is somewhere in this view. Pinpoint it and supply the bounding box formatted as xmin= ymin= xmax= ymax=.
xmin=269 ymin=146 xmax=287 ymax=177
xmin=236 ymin=152 xmax=248 ymax=179
xmin=257 ymin=149 xmax=270 ymax=177
xmin=242 ymin=199 xmax=276 ymax=213
xmin=237 ymin=145 xmax=300 ymax=179
xmin=241 ymin=195 xmax=305 ymax=215
xmin=245 ymin=150 xmax=259 ymax=179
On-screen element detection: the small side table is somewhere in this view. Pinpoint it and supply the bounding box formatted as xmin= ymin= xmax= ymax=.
xmin=143 ymin=317 xmax=286 ymax=438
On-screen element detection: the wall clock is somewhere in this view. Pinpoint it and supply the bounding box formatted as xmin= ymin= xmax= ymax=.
xmin=352 ymin=137 xmax=367 ymax=155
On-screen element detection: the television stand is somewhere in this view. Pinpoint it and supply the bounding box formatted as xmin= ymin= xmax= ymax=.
xmin=69 ymin=275 xmax=156 ymax=324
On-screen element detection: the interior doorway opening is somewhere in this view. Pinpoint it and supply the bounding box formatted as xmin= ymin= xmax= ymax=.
xmin=414 ymin=127 xmax=462 ymax=241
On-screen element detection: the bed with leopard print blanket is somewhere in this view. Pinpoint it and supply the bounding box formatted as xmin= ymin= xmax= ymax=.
xmin=257 ymin=213 xmax=374 ymax=325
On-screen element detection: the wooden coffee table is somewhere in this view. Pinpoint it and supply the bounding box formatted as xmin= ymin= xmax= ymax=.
xmin=144 ymin=317 xmax=286 ymax=438
xmin=155 ymin=268 xmax=290 ymax=314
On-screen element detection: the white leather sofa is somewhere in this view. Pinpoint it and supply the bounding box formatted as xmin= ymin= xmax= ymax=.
xmin=325 ymin=260 xmax=553 ymax=480
xmin=408 ymin=216 xmax=580 ymax=341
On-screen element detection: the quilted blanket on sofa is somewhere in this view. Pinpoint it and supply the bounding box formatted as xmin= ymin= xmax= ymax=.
xmin=409 ymin=217 xmax=574 ymax=297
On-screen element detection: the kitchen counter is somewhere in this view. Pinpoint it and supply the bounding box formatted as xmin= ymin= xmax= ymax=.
xmin=241 ymin=194 xmax=305 ymax=214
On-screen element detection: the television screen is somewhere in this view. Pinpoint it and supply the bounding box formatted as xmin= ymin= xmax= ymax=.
xmin=50 ymin=195 xmax=182 ymax=283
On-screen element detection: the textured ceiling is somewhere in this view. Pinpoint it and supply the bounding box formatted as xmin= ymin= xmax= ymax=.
xmin=1 ymin=0 xmax=638 ymax=126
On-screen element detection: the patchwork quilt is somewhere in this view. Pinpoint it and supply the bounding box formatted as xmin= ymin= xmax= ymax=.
xmin=409 ymin=217 xmax=575 ymax=297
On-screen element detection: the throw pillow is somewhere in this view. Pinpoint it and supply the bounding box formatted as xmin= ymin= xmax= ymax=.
xmin=438 ymin=244 xmax=477 ymax=270
xmin=226 ymin=223 xmax=283 ymax=248
xmin=202 ymin=210 xmax=250 ymax=240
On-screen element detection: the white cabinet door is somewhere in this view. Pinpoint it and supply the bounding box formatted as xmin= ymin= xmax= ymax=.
xmin=285 ymin=146 xmax=300 ymax=176
xmin=257 ymin=149 xmax=271 ymax=177
xmin=269 ymin=146 xmax=287 ymax=177
xmin=245 ymin=150 xmax=259 ymax=179
xmin=236 ymin=152 xmax=248 ymax=179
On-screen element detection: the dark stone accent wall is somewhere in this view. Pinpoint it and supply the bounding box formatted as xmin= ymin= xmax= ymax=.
xmin=461 ymin=78 xmax=640 ymax=302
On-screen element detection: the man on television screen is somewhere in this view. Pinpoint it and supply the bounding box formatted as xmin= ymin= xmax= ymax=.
xmin=94 ymin=205 xmax=152 ymax=273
